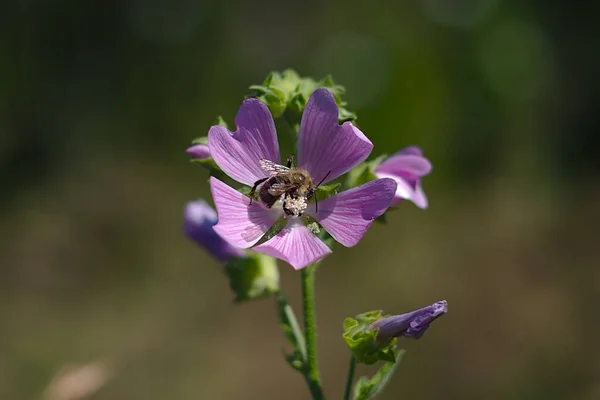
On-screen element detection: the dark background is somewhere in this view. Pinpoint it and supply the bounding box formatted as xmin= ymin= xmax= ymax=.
xmin=2 ymin=0 xmax=600 ymax=399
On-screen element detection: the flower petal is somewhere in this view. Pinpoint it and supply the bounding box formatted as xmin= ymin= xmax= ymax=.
xmin=309 ymin=178 xmax=397 ymax=247
xmin=395 ymin=146 xmax=423 ymax=157
xmin=186 ymin=144 xmax=211 ymax=160
xmin=208 ymin=99 xmax=280 ymax=186
xmin=210 ymin=177 xmax=280 ymax=248
xmin=375 ymin=153 xmax=432 ymax=178
xmin=411 ymin=183 xmax=429 ymax=209
xmin=375 ymin=172 xmax=429 ymax=209
xmin=370 ymin=300 xmax=448 ymax=342
xmin=183 ymin=199 xmax=245 ymax=262
xmin=297 ymin=88 xmax=372 ymax=184
xmin=253 ymin=222 xmax=332 ymax=270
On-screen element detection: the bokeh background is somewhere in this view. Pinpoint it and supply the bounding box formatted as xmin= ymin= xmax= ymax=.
xmin=2 ymin=0 xmax=600 ymax=399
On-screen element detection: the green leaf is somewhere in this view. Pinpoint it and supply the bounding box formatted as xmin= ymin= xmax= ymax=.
xmin=277 ymin=293 xmax=307 ymax=359
xmin=285 ymin=352 xmax=304 ymax=372
xmin=277 ymin=292 xmax=307 ymax=374
xmin=343 ymin=310 xmax=397 ymax=365
xmin=345 ymin=163 xmax=376 ymax=189
xmin=224 ymin=254 xmax=279 ymax=302
xmin=353 ymin=349 xmax=405 ymax=400
xmin=345 ymin=155 xmax=388 ymax=189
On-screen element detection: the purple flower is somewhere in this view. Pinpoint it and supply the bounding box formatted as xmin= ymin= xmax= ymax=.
xmin=184 ymin=199 xmax=245 ymax=262
xmin=207 ymin=88 xmax=397 ymax=270
xmin=186 ymin=144 xmax=211 ymax=159
xmin=375 ymin=146 xmax=432 ymax=209
xmin=370 ymin=300 xmax=448 ymax=342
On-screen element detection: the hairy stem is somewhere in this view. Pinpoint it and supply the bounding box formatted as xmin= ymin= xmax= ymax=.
xmin=302 ymin=263 xmax=325 ymax=399
xmin=343 ymin=356 xmax=357 ymax=400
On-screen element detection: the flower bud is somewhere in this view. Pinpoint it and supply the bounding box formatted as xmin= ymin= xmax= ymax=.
xmin=186 ymin=144 xmax=211 ymax=160
xmin=225 ymin=253 xmax=279 ymax=302
xmin=343 ymin=301 xmax=448 ymax=365
xmin=370 ymin=300 xmax=448 ymax=343
xmin=184 ymin=199 xmax=245 ymax=262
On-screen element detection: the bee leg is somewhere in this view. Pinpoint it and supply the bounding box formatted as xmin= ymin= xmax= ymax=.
xmin=286 ymin=154 xmax=295 ymax=168
xmin=249 ymin=177 xmax=268 ymax=205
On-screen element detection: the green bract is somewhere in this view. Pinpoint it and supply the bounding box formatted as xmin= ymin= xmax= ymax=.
xmin=353 ymin=349 xmax=405 ymax=400
xmin=248 ymin=69 xmax=357 ymax=124
xmin=225 ymin=254 xmax=279 ymax=302
xmin=343 ymin=310 xmax=397 ymax=365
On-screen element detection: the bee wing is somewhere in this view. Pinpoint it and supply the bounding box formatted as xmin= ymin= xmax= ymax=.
xmin=260 ymin=159 xmax=290 ymax=175
xmin=268 ymin=182 xmax=296 ymax=197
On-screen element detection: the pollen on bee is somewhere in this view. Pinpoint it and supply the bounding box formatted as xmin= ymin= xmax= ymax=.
xmin=284 ymin=195 xmax=308 ymax=218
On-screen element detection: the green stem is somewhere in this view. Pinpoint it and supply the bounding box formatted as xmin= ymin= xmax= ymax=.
xmin=343 ymin=356 xmax=357 ymax=400
xmin=302 ymin=263 xmax=325 ymax=400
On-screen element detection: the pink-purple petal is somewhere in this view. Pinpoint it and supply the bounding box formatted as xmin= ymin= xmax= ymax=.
xmin=253 ymin=222 xmax=332 ymax=270
xmin=297 ymin=88 xmax=373 ymax=184
xmin=411 ymin=183 xmax=429 ymax=209
xmin=309 ymin=178 xmax=397 ymax=247
xmin=395 ymin=146 xmax=423 ymax=157
xmin=208 ymin=98 xmax=280 ymax=186
xmin=210 ymin=177 xmax=280 ymax=248
xmin=375 ymin=172 xmax=429 ymax=209
xmin=186 ymin=144 xmax=211 ymax=159
xmin=375 ymin=154 xmax=432 ymax=178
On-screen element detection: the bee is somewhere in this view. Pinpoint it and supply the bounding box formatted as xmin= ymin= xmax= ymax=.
xmin=249 ymin=155 xmax=330 ymax=217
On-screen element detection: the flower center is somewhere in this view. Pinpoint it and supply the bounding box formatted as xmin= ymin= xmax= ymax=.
xmin=283 ymin=195 xmax=308 ymax=218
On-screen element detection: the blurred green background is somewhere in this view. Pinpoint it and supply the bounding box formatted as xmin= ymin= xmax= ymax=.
xmin=2 ymin=0 xmax=600 ymax=399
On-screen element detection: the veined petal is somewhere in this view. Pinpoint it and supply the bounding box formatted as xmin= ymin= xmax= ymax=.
xmin=411 ymin=183 xmax=429 ymax=209
xmin=375 ymin=172 xmax=429 ymax=209
xmin=309 ymin=178 xmax=397 ymax=247
xmin=395 ymin=146 xmax=423 ymax=157
xmin=210 ymin=177 xmax=280 ymax=248
xmin=183 ymin=199 xmax=245 ymax=262
xmin=297 ymin=88 xmax=372 ymax=185
xmin=253 ymin=221 xmax=331 ymax=270
xmin=186 ymin=144 xmax=211 ymax=159
xmin=376 ymin=154 xmax=432 ymax=178
xmin=208 ymin=99 xmax=280 ymax=186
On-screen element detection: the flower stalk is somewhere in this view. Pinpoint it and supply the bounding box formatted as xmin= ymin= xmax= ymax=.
xmin=343 ymin=356 xmax=357 ymax=400
xmin=301 ymin=262 xmax=325 ymax=399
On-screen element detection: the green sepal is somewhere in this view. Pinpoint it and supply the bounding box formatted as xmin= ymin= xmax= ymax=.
xmin=248 ymin=69 xmax=357 ymax=126
xmin=224 ymin=253 xmax=279 ymax=302
xmin=215 ymin=115 xmax=229 ymax=129
xmin=345 ymin=155 xmax=387 ymax=189
xmin=190 ymin=158 xmax=224 ymax=178
xmin=191 ymin=136 xmax=209 ymax=145
xmin=343 ymin=310 xmax=397 ymax=365
xmin=353 ymin=349 xmax=405 ymax=400
xmin=248 ymin=85 xmax=287 ymax=118
xmin=237 ymin=186 xmax=251 ymax=196
xmin=316 ymin=182 xmax=341 ymax=200
xmin=374 ymin=213 xmax=387 ymax=225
